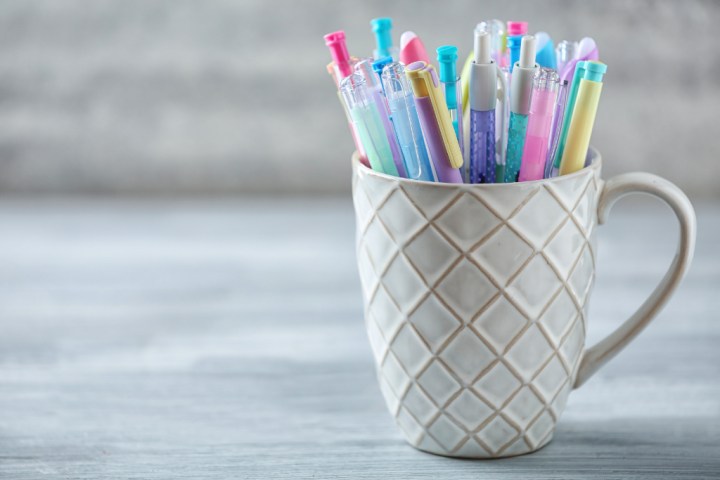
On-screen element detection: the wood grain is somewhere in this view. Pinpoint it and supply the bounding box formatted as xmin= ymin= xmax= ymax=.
xmin=0 ymin=198 xmax=718 ymax=478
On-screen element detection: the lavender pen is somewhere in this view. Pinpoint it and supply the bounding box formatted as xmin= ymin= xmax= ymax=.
xmin=468 ymin=30 xmax=497 ymax=183
xmin=544 ymin=80 xmax=569 ymax=178
xmin=405 ymin=61 xmax=464 ymax=183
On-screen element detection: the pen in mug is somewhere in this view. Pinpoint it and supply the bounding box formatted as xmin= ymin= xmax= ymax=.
xmin=534 ymin=32 xmax=557 ymax=69
xmin=506 ymin=21 xmax=528 ymax=73
xmin=354 ymin=58 xmax=407 ymax=178
xmin=518 ymin=68 xmax=559 ymax=182
xmin=551 ymin=61 xmax=587 ymax=176
xmin=326 ymin=62 xmax=367 ymax=164
xmin=556 ymin=40 xmax=578 ymax=74
xmin=483 ymin=19 xmax=507 ymax=67
xmin=324 ymin=31 xmax=353 ymax=79
xmin=473 ymin=22 xmax=509 ymax=180
xmin=324 ymin=32 xmax=367 ymax=162
xmin=468 ymin=20 xmax=517 ymax=182
xmin=544 ymin=79 xmax=569 ymax=178
xmin=370 ymin=17 xmax=399 ymax=61
xmin=560 ymin=61 xmax=607 ymax=175
xmin=559 ymin=37 xmax=598 ymax=85
xmin=340 ymin=73 xmax=400 ymax=177
xmin=468 ymin=30 xmax=497 ymax=184
xmin=437 ymin=46 xmax=463 ymax=155
xmin=378 ymin=60 xmax=436 ymax=182
xmin=460 ymin=54 xmax=473 ymax=180
xmin=400 ymin=31 xmax=431 ymax=66
xmin=495 ymin=65 xmax=510 ymax=181
xmin=460 ymin=19 xmax=506 ymax=116
xmin=503 ymin=34 xmax=537 ymax=183
xmin=405 ymin=61 xmax=464 ymax=183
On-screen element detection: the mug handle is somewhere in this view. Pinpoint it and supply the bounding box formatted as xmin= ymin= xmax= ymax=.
xmin=573 ymin=172 xmax=697 ymax=388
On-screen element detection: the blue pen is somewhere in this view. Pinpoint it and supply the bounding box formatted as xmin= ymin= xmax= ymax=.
xmin=507 ymin=21 xmax=528 ymax=73
xmin=370 ymin=18 xmax=399 ymax=61
xmin=534 ymin=32 xmax=557 ymax=69
xmin=503 ymin=35 xmax=537 ymax=183
xmin=371 ymin=56 xmax=392 ymax=81
xmin=436 ymin=46 xmax=464 ymax=157
xmin=379 ymin=60 xmax=436 ymax=181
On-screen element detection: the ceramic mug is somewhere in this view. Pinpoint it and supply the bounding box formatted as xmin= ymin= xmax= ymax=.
xmin=351 ymin=148 xmax=696 ymax=458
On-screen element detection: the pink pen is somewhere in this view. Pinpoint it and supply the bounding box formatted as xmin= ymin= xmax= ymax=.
xmin=518 ymin=68 xmax=559 ymax=182
xmin=399 ymin=31 xmax=431 ymax=65
xmin=324 ymin=31 xmax=368 ymax=164
xmin=324 ymin=31 xmax=353 ymax=79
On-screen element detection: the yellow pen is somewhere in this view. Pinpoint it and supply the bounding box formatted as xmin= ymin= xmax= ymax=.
xmin=559 ymin=61 xmax=607 ymax=175
xmin=405 ymin=61 xmax=464 ymax=183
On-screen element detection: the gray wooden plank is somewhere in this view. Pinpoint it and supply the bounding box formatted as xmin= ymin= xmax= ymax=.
xmin=0 ymin=198 xmax=718 ymax=479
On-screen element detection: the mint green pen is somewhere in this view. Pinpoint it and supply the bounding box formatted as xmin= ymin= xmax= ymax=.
xmin=550 ymin=61 xmax=587 ymax=176
xmin=340 ymin=73 xmax=399 ymax=176
xmin=503 ymin=35 xmax=537 ymax=183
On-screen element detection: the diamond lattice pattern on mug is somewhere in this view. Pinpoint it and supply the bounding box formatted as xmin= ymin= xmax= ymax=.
xmin=353 ymin=166 xmax=599 ymax=457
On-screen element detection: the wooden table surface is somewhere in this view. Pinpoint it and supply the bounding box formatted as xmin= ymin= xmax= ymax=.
xmin=0 ymin=198 xmax=718 ymax=479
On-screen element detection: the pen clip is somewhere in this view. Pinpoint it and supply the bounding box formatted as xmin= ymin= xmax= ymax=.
xmin=416 ymin=63 xmax=463 ymax=169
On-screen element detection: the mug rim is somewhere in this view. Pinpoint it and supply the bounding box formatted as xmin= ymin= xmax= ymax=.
xmin=352 ymin=146 xmax=601 ymax=187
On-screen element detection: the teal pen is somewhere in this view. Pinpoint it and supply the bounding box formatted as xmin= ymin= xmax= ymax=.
xmin=503 ymin=35 xmax=537 ymax=183
xmin=370 ymin=18 xmax=399 ymax=61
xmin=436 ymin=46 xmax=464 ymax=156
xmin=550 ymin=61 xmax=588 ymax=177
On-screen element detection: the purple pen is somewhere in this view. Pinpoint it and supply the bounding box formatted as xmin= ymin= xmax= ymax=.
xmin=468 ymin=30 xmax=497 ymax=183
xmin=405 ymin=61 xmax=464 ymax=183
xmin=544 ymin=80 xmax=569 ymax=178
xmin=355 ymin=58 xmax=407 ymax=178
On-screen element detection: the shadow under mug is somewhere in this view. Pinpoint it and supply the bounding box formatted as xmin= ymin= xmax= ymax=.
xmin=351 ymin=148 xmax=696 ymax=458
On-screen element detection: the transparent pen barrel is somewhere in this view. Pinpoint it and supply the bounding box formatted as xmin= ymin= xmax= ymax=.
xmin=544 ymin=82 xmax=569 ymax=178
xmin=504 ymin=112 xmax=529 ymax=183
xmin=449 ymin=82 xmax=464 ymax=156
xmin=350 ymin=103 xmax=399 ymax=176
xmin=387 ymin=94 xmax=434 ymax=181
xmin=469 ymin=109 xmax=495 ymax=184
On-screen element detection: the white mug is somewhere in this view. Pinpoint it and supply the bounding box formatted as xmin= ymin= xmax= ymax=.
xmin=352 ymin=148 xmax=696 ymax=458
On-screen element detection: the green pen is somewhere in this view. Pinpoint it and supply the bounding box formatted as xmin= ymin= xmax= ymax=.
xmin=340 ymin=73 xmax=400 ymax=177
xmin=551 ymin=61 xmax=587 ymax=175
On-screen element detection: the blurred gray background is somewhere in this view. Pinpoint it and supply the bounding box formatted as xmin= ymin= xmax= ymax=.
xmin=0 ymin=0 xmax=717 ymax=197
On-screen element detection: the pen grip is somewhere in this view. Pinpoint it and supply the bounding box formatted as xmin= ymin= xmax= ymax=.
xmin=519 ymin=89 xmax=557 ymax=182
xmin=503 ymin=112 xmax=529 ymax=183
xmin=469 ymin=109 xmax=495 ymax=184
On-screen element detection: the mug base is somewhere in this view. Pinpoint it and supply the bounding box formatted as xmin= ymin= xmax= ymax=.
xmin=408 ymin=431 xmax=555 ymax=459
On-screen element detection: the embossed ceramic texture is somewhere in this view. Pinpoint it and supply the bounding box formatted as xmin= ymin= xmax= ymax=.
xmin=351 ymin=148 xmax=696 ymax=458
